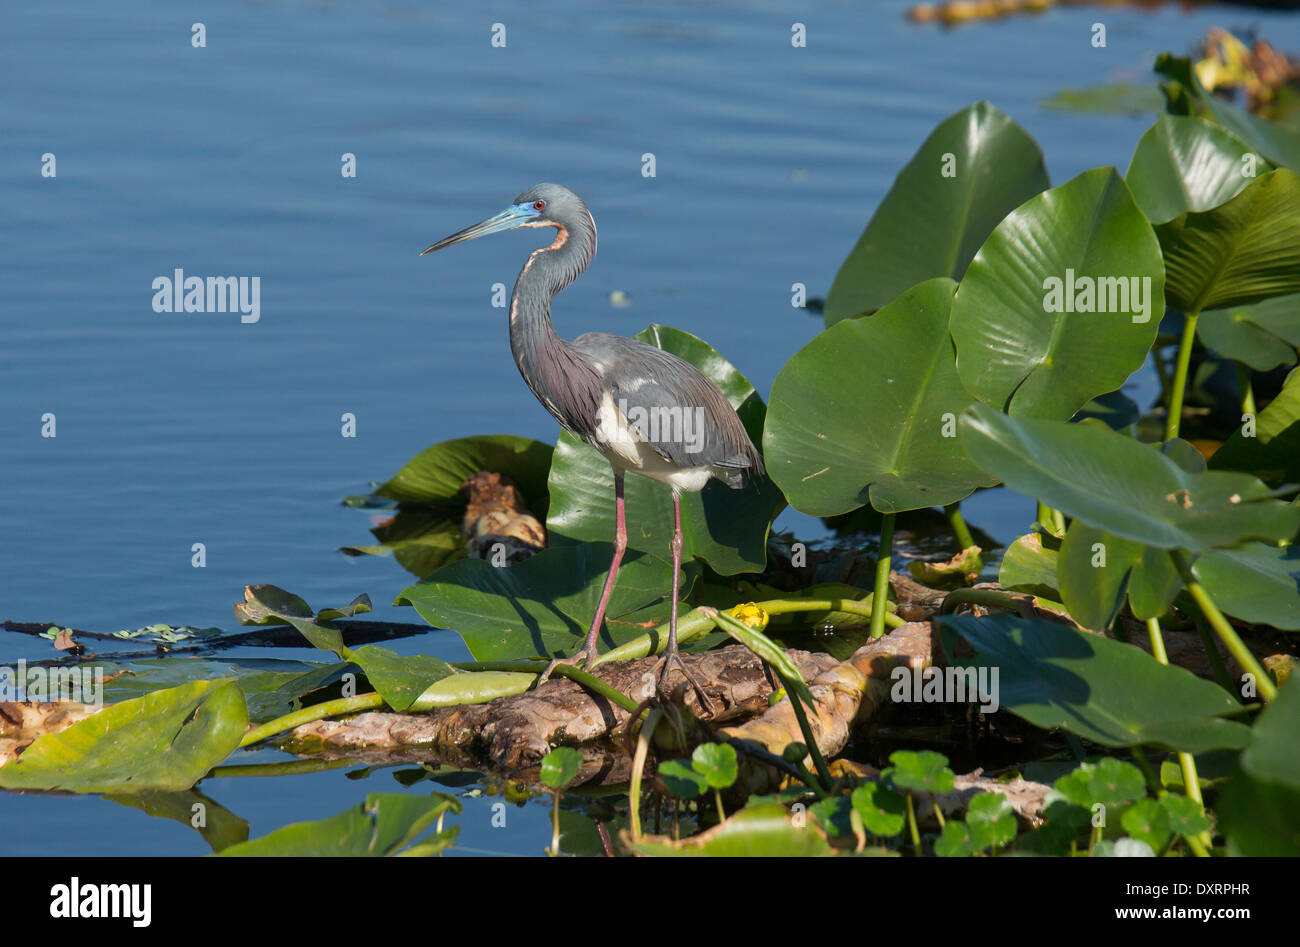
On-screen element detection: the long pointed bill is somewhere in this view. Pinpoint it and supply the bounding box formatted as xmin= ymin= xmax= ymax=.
xmin=420 ymin=203 xmax=537 ymax=255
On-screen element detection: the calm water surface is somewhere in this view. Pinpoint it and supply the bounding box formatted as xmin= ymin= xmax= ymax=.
xmin=3 ymin=0 xmax=1291 ymax=855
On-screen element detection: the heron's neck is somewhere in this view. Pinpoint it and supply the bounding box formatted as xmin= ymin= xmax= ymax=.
xmin=508 ymin=220 xmax=596 ymax=385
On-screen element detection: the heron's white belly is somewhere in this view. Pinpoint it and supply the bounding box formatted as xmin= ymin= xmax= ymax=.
xmin=593 ymin=392 xmax=716 ymax=493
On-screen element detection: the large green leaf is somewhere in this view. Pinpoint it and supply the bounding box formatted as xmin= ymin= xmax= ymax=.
xmin=347 ymin=645 xmax=459 ymax=712
xmin=219 ymin=792 xmax=461 ymax=857
xmin=765 ymin=278 xmax=995 ymax=516
xmin=1198 ymin=294 xmax=1300 ymax=371
xmin=939 ymin=614 xmax=1251 ymax=752
xmin=1157 ymin=169 xmax=1300 ymax=313
xmin=823 ymin=102 xmax=1049 ymax=324
xmin=397 ymin=544 xmax=690 ymax=660
xmin=1210 ymin=366 xmax=1300 ymax=486
xmin=959 ymin=403 xmax=1300 ymax=551
xmin=1057 ymin=521 xmax=1181 ymax=627
xmin=1155 ymin=54 xmax=1300 ymax=173
xmin=545 ymin=325 xmax=782 ymax=576
xmin=0 ymin=679 xmax=247 ymax=793
xmin=1126 ymin=115 xmax=1268 ymax=224
xmin=950 ymin=168 xmax=1164 ymax=419
xmin=1219 ymin=679 xmax=1300 ymax=855
xmin=1192 ymin=544 xmax=1300 ymax=632
xmin=373 ymin=434 xmax=554 ymax=515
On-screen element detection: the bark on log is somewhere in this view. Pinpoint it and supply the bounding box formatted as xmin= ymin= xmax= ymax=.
xmin=289 ymin=644 xmax=842 ymax=773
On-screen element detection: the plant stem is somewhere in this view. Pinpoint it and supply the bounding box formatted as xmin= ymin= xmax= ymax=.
xmin=550 ymin=792 xmax=562 ymax=856
xmin=1236 ymin=362 xmax=1256 ymax=417
xmin=1165 ymin=308 xmax=1202 ymax=441
xmin=628 ymin=708 xmax=663 ymax=843
xmin=1145 ymin=617 xmax=1206 ymax=808
xmin=782 ymin=672 xmax=834 ymax=793
xmin=905 ymin=792 xmax=921 ymax=855
xmin=714 ymin=787 xmax=726 ymax=823
xmin=945 ymin=503 xmax=977 ymax=550
xmin=760 ymin=597 xmax=904 ymax=628
xmin=238 ymin=692 xmax=385 ymax=748
xmin=458 ymin=659 xmax=642 ymax=714
xmin=1169 ymin=550 xmax=1276 ymax=702
xmin=870 ymin=514 xmax=895 ymax=639
xmin=939 ymin=587 xmax=1034 ymax=615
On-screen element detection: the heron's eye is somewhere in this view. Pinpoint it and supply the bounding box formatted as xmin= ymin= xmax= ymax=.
xmin=533 ymin=200 xmax=546 ymax=211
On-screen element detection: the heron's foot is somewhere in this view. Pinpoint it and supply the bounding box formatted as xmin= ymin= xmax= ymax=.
xmin=652 ymin=647 xmax=716 ymax=717
xmin=537 ymin=646 xmax=599 ymax=686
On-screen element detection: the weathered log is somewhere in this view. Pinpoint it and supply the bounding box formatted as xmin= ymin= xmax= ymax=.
xmin=289 ymin=644 xmax=842 ymax=773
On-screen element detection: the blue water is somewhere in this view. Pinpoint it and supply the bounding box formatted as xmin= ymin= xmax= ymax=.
xmin=2 ymin=0 xmax=1293 ymax=855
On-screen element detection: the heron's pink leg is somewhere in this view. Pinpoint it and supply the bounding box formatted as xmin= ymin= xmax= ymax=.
xmin=580 ymin=471 xmax=626 ymax=659
xmin=654 ymin=489 xmax=715 ymax=714
xmin=539 ymin=471 xmax=624 ymax=683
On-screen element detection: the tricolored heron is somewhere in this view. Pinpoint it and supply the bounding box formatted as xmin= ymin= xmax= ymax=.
xmin=421 ymin=183 xmax=764 ymax=709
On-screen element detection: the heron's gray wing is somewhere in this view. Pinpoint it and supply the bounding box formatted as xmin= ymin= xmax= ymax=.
xmin=571 ymin=332 xmax=764 ymax=486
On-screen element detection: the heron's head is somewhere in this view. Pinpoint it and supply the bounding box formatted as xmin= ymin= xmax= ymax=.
xmin=420 ymin=183 xmax=591 ymax=256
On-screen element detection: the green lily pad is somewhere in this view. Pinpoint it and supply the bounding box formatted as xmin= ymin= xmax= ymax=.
xmin=347 ymin=644 xmax=459 ymax=712
xmin=0 ymin=679 xmax=247 ymax=794
xmin=998 ymin=530 xmax=1061 ymax=600
xmin=886 ymin=750 xmax=955 ymax=794
xmin=545 ymin=325 xmax=781 ymax=576
xmin=850 ymin=782 xmax=907 ymax=837
xmin=1126 ymin=115 xmax=1269 ymax=224
xmin=939 ymin=613 xmax=1252 ymax=752
xmin=1041 ymin=83 xmax=1164 ymax=115
xmin=397 ymin=544 xmax=689 ymax=661
xmin=933 ymin=820 xmax=977 ymax=857
xmin=1159 ymin=794 xmax=1211 ymax=838
xmin=1121 ymin=798 xmax=1171 ymax=851
xmin=233 ymin=585 xmax=371 ymax=658
xmin=1198 ymin=294 xmax=1300 ymax=371
xmin=1220 ymin=680 xmax=1300 ymax=855
xmin=950 ymin=167 xmax=1164 ymax=420
xmin=965 ymin=791 xmax=1017 ymax=849
xmin=1241 ymin=678 xmax=1300 ymax=789
xmin=959 ymin=403 xmax=1300 ymax=551
xmin=658 ymin=759 xmax=707 ymax=799
xmin=1192 ymin=544 xmax=1300 ymax=631
xmin=1155 ymin=54 xmax=1300 ymax=173
xmin=540 ymin=747 xmax=583 ymax=791
xmin=765 ymin=278 xmax=996 ymax=516
xmin=371 ymin=434 xmax=553 ymax=515
xmin=691 ymin=743 xmax=738 ymax=790
xmin=824 ymin=102 xmax=1049 ymax=324
xmin=631 ymin=804 xmax=832 ymax=857
xmin=1058 ymin=521 xmax=1181 ymax=627
xmin=218 ymin=792 xmax=461 ymax=857
xmin=1157 ymin=169 xmax=1300 ymax=313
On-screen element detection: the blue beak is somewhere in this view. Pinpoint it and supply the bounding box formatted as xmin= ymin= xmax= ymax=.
xmin=420 ymin=203 xmax=537 ymax=255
